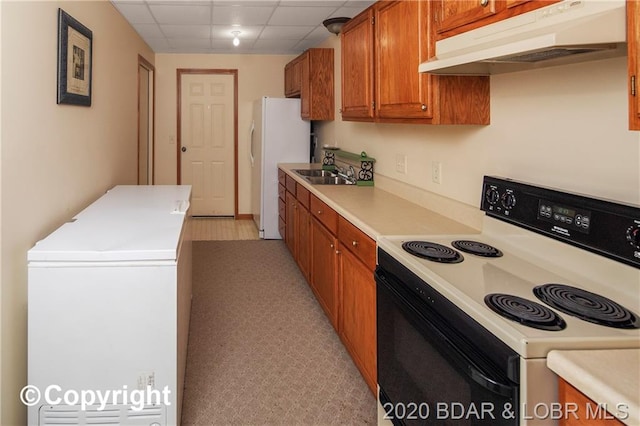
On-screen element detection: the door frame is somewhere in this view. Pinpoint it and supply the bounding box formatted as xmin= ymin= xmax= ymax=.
xmin=176 ymin=69 xmax=239 ymax=218
xmin=138 ymin=55 xmax=155 ymax=184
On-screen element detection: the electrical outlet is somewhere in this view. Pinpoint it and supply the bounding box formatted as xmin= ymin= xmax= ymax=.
xmin=396 ymin=154 xmax=407 ymax=174
xmin=432 ymin=161 xmax=442 ymax=184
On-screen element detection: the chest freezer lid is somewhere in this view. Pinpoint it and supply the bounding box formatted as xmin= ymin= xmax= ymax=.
xmin=28 ymin=185 xmax=191 ymax=263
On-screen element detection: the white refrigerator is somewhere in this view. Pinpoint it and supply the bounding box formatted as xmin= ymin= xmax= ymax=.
xmin=27 ymin=185 xmax=192 ymax=426
xmin=250 ymin=97 xmax=310 ymax=239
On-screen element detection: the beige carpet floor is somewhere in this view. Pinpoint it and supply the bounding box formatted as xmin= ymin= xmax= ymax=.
xmin=181 ymin=240 xmax=377 ymax=425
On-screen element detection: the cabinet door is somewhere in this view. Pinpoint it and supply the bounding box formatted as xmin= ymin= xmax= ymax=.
xmin=339 ymin=246 xmax=376 ymax=395
xmin=436 ymin=0 xmax=498 ymax=34
xmin=284 ymin=57 xmax=302 ymax=98
xmin=297 ymin=204 xmax=311 ymax=282
xmin=305 ymin=49 xmax=335 ymax=121
xmin=285 ymin=191 xmax=296 ymax=255
xmin=375 ymin=0 xmax=433 ymax=120
xmin=300 ymin=52 xmax=311 ymax=118
xmin=629 ymin=0 xmax=640 ymax=130
xmin=310 ymin=217 xmax=338 ymax=329
xmin=341 ymin=8 xmax=375 ymax=121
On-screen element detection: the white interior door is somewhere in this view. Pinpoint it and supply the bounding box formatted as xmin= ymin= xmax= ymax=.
xmin=180 ymin=73 xmax=235 ymax=216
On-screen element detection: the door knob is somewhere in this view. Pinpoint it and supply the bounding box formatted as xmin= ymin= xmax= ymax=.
xmin=181 ymin=147 xmax=187 ymax=152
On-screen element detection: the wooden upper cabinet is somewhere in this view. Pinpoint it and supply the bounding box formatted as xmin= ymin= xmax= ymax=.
xmin=302 ymin=48 xmax=334 ymax=121
xmin=340 ymin=8 xmax=375 ymax=121
xmin=629 ymin=0 xmax=640 ymax=131
xmin=284 ymin=57 xmax=302 ymax=98
xmin=341 ymin=0 xmax=489 ymax=125
xmin=436 ymin=0 xmax=498 ymax=35
xmin=375 ymin=0 xmax=434 ymax=120
xmin=436 ymin=0 xmax=561 ymax=39
xmin=284 ymin=48 xmax=334 ymax=121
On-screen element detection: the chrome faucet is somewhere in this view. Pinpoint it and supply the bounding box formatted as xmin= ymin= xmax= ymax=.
xmin=335 ymin=165 xmax=357 ymax=184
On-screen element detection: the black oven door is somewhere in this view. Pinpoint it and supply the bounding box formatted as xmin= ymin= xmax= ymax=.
xmin=376 ymin=260 xmax=519 ymax=426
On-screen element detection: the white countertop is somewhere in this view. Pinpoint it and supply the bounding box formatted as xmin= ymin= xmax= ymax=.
xmin=278 ymin=163 xmax=478 ymax=239
xmin=547 ymin=349 xmax=640 ymax=425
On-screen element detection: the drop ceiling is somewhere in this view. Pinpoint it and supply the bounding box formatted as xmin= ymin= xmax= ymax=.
xmin=111 ymin=0 xmax=375 ymax=55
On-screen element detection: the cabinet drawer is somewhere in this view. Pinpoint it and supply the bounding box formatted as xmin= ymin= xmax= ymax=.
xmin=338 ymin=216 xmax=376 ymax=270
xmin=278 ymin=183 xmax=286 ymax=201
xmin=286 ymin=175 xmax=297 ymax=194
xmin=296 ymin=183 xmax=310 ymax=208
xmin=278 ymin=197 xmax=286 ymax=220
xmin=278 ymin=169 xmax=286 ymax=186
xmin=310 ymin=194 xmax=338 ymax=234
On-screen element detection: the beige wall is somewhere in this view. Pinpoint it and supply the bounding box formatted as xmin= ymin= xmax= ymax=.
xmin=0 ymin=1 xmax=154 ymax=424
xmin=154 ymin=53 xmax=295 ymax=215
xmin=314 ymin=36 xmax=640 ymax=209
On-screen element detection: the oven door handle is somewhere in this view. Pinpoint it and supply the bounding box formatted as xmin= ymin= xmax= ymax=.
xmin=467 ymin=364 xmax=515 ymax=397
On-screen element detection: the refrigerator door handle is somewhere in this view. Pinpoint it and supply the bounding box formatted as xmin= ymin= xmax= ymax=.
xmin=249 ymin=120 xmax=255 ymax=166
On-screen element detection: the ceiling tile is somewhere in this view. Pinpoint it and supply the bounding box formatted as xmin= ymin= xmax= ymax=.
xmin=212 ymin=5 xmax=275 ymax=26
xmin=113 ymin=3 xmax=156 ymax=24
xmin=148 ymin=4 xmax=212 ymax=25
xmin=161 ymin=24 xmax=211 ymax=38
xmin=212 ymin=0 xmax=278 ymax=6
xmin=259 ymin=25 xmax=315 ymax=40
xmin=132 ymin=23 xmax=165 ymax=38
xmin=268 ymin=6 xmax=337 ymax=26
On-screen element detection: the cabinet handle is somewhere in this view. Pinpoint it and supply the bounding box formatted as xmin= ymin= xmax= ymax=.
xmin=330 ymin=243 xmax=334 ymax=249
xmin=480 ymin=0 xmax=489 ymax=6
xmin=352 ymin=241 xmax=358 ymax=247
xmin=317 ymin=210 xmax=322 ymax=215
xmin=421 ymin=104 xmax=427 ymax=111
xmin=336 ymin=250 xmax=341 ymax=255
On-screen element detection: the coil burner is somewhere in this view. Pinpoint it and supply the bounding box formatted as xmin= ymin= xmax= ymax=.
xmin=402 ymin=241 xmax=463 ymax=264
xmin=534 ymin=284 xmax=640 ymax=329
xmin=485 ymin=293 xmax=567 ymax=331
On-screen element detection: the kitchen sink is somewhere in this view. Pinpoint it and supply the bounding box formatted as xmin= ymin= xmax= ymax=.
xmin=304 ymin=176 xmax=355 ymax=185
xmin=293 ymin=169 xmax=336 ymax=177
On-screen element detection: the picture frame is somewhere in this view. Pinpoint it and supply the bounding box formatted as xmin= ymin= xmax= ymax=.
xmin=57 ymin=9 xmax=92 ymax=106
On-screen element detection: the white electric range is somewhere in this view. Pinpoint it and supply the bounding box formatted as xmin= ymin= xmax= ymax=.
xmin=375 ymin=176 xmax=640 ymax=425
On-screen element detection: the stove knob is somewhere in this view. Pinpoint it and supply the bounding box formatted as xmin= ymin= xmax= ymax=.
xmin=485 ymin=188 xmax=500 ymax=205
xmin=627 ymin=225 xmax=640 ymax=249
xmin=501 ymin=192 xmax=516 ymax=209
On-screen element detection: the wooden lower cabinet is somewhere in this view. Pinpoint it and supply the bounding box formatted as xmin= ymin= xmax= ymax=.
xmin=310 ymin=217 xmax=339 ymax=329
xmin=285 ymin=191 xmax=296 ymax=255
xmin=296 ymin=203 xmax=311 ymax=281
xmin=558 ymin=378 xmax=624 ymax=425
xmin=338 ymin=243 xmax=377 ymax=395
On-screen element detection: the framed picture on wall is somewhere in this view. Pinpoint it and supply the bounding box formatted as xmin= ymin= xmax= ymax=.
xmin=57 ymin=9 xmax=92 ymax=106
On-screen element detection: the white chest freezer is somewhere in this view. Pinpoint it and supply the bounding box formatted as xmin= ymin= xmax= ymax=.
xmin=27 ymin=185 xmax=192 ymax=426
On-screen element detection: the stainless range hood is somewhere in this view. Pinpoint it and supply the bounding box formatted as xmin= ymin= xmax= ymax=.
xmin=419 ymin=0 xmax=627 ymax=76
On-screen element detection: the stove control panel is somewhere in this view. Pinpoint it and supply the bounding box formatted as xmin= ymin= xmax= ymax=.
xmin=537 ymin=199 xmax=591 ymax=234
xmin=481 ymin=176 xmax=640 ymax=268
